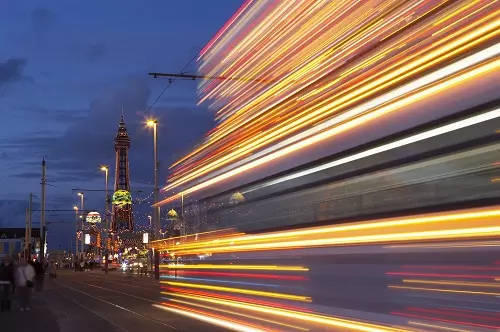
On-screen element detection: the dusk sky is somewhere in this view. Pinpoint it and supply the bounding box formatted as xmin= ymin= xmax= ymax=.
xmin=0 ymin=1 xmax=241 ymax=248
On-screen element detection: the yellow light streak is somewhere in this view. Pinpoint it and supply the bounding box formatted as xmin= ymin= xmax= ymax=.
xmin=402 ymin=279 xmax=500 ymax=288
xmin=170 ymin=298 xmax=310 ymax=331
xmin=152 ymin=207 xmax=500 ymax=254
xmin=162 ymin=282 xmax=311 ymax=302
xmin=158 ymin=51 xmax=500 ymax=204
xmin=168 ymin=10 xmax=500 ymax=187
xmin=408 ymin=321 xmax=472 ymax=332
xmin=155 ymin=304 xmax=268 ymax=332
xmin=159 ymin=293 xmax=411 ymax=332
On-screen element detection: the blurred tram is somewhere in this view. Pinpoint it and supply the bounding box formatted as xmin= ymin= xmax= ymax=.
xmin=153 ymin=101 xmax=500 ymax=332
xmin=196 ymin=100 xmax=500 ymax=234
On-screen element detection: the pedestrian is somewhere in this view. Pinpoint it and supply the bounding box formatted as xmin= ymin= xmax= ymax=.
xmin=0 ymin=255 xmax=15 ymax=312
xmin=16 ymin=258 xmax=36 ymax=311
xmin=46 ymin=261 xmax=57 ymax=279
xmin=34 ymin=260 xmax=45 ymax=292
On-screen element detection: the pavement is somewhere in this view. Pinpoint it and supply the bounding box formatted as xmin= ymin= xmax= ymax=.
xmin=0 ymin=270 xmax=226 ymax=332
xmin=1 ymin=290 xmax=61 ymax=332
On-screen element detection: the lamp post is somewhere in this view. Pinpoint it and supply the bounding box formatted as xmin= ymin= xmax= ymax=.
xmin=146 ymin=120 xmax=160 ymax=239
xmin=78 ymin=192 xmax=84 ymax=255
xmin=147 ymin=120 xmax=160 ymax=280
xmin=148 ymin=215 xmax=153 ymax=275
xmin=101 ymin=166 xmax=109 ymax=274
xmin=73 ymin=206 xmax=78 ymax=265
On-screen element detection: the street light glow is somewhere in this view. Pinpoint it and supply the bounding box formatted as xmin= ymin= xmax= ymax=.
xmin=73 ymin=206 xmax=78 ymax=210
xmin=77 ymin=192 xmax=83 ymax=196
xmin=146 ymin=120 xmax=157 ymax=127
xmin=101 ymin=165 xmax=108 ymax=171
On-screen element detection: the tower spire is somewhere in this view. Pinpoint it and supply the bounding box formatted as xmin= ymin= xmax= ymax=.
xmin=113 ymin=112 xmax=133 ymax=231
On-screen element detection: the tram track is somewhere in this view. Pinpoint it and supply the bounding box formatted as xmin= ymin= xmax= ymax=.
xmin=51 ymin=272 xmax=225 ymax=332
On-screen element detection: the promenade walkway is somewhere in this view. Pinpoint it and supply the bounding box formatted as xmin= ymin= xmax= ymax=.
xmin=0 ymin=269 xmax=224 ymax=332
xmin=1 ymin=283 xmax=119 ymax=332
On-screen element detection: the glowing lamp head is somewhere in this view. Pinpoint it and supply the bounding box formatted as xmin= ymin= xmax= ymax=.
xmin=86 ymin=211 xmax=102 ymax=224
xmin=73 ymin=206 xmax=78 ymax=211
xmin=146 ymin=120 xmax=157 ymax=127
xmin=112 ymin=190 xmax=132 ymax=208
xmin=167 ymin=209 xmax=179 ymax=220
xmin=229 ymin=192 xmax=245 ymax=205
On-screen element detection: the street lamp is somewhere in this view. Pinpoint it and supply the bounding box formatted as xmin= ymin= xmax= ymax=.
xmin=147 ymin=120 xmax=160 ymax=280
xmin=73 ymin=206 xmax=78 ymax=263
xmin=101 ymin=165 xmax=109 ymax=274
xmin=146 ymin=120 xmax=160 ymax=240
xmin=77 ymin=192 xmax=84 ymax=254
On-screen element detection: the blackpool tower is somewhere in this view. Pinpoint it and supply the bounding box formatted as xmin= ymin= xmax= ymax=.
xmin=112 ymin=113 xmax=134 ymax=231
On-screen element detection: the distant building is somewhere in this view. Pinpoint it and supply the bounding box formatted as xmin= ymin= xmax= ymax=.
xmin=0 ymin=228 xmax=41 ymax=261
xmin=47 ymin=249 xmax=67 ymax=267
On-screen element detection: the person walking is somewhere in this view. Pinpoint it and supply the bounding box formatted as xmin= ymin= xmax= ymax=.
xmin=33 ymin=260 xmax=45 ymax=292
xmin=0 ymin=255 xmax=15 ymax=312
xmin=16 ymin=258 xmax=35 ymax=311
xmin=46 ymin=261 xmax=57 ymax=279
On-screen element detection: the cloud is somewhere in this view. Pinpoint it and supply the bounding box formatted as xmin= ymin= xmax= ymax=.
xmin=0 ymin=199 xmax=40 ymax=227
xmin=8 ymin=76 xmax=214 ymax=186
xmin=0 ymin=58 xmax=30 ymax=91
xmin=9 ymin=171 xmax=41 ymax=179
xmin=17 ymin=106 xmax=87 ymax=123
xmin=87 ymin=43 xmax=107 ymax=62
xmin=31 ymin=7 xmax=55 ymax=29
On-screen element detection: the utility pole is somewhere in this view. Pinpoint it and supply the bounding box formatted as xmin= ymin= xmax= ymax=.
xmin=101 ymin=166 xmax=109 ymax=275
xmin=24 ymin=208 xmax=29 ymax=258
xmin=28 ymin=193 xmax=33 ymax=260
xmin=181 ymin=194 xmax=185 ymax=237
xmin=40 ymin=158 xmax=46 ymax=262
xmin=146 ymin=120 xmax=160 ymax=280
xmin=78 ymin=193 xmax=84 ymax=255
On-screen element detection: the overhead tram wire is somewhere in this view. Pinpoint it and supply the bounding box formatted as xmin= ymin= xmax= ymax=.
xmin=71 ymin=53 xmax=200 ymax=191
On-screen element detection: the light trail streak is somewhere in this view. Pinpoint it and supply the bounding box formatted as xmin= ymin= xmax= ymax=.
xmin=408 ymin=321 xmax=473 ymax=332
xmin=157 ymin=48 xmax=500 ymax=205
xmin=160 ymin=0 xmax=499 ymax=200
xmin=159 ymin=293 xmax=411 ymax=332
xmin=161 ymin=281 xmax=311 ymax=302
xmin=241 ymin=107 xmax=500 ymax=194
xmin=151 ymin=207 xmax=500 ymax=255
xmin=389 ymin=285 xmax=500 ymax=296
xmin=167 ymin=36 xmax=500 ymax=190
xmin=168 ymin=298 xmax=310 ymax=331
xmin=160 ymin=264 xmax=309 ymax=271
xmin=402 ymin=279 xmax=500 ymax=288
xmin=154 ymin=303 xmax=269 ymax=332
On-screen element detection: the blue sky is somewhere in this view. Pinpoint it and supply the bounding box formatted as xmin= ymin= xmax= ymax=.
xmin=0 ymin=0 xmax=241 ymax=249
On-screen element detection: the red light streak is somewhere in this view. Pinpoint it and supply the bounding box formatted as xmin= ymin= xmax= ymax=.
xmin=385 ymin=272 xmax=498 ymax=279
xmin=174 ymin=271 xmax=308 ymax=281
xmin=407 ymin=307 xmax=500 ymax=322
xmin=401 ymin=265 xmax=500 ymax=271
xmin=391 ymin=311 xmax=500 ymax=329
xmin=163 ymin=302 xmax=280 ymax=332
xmin=163 ymin=287 xmax=313 ymax=313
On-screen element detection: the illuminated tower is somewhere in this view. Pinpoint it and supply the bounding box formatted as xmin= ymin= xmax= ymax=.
xmin=112 ymin=113 xmax=134 ymax=231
